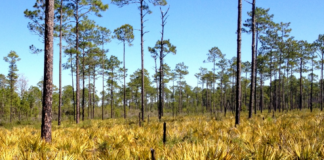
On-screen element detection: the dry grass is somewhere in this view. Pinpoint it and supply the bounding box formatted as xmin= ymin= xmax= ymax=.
xmin=0 ymin=110 xmax=324 ymax=159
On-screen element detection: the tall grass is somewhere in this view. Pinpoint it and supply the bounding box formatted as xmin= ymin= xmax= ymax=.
xmin=0 ymin=110 xmax=324 ymax=159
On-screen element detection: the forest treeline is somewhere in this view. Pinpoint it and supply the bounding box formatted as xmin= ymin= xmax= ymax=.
xmin=1 ymin=0 xmax=324 ymax=142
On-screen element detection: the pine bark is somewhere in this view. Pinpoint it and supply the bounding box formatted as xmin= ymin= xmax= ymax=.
xmin=93 ymin=67 xmax=95 ymax=118
xmin=123 ymin=41 xmax=126 ymax=119
xmin=58 ymin=0 xmax=63 ymax=126
xmin=75 ymin=0 xmax=80 ymax=124
xmin=88 ymin=68 xmax=91 ymax=119
xmin=140 ymin=0 xmax=145 ymax=121
xmin=82 ymin=49 xmax=85 ymax=121
xmin=248 ymin=0 xmax=256 ymax=118
xmin=299 ymin=57 xmax=303 ymax=110
xmin=41 ymin=0 xmax=54 ymax=142
xmin=111 ymin=67 xmax=114 ymax=118
xmin=311 ymin=56 xmax=314 ymax=112
xmin=158 ymin=13 xmax=165 ymax=120
xmin=235 ymin=0 xmax=242 ymax=125
xmin=321 ymin=52 xmax=323 ymax=111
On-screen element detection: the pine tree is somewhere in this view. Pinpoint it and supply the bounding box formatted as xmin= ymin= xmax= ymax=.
xmin=111 ymin=0 xmax=167 ymax=121
xmin=113 ymin=24 xmax=134 ymax=119
xmin=41 ymin=0 xmax=54 ymax=142
xmin=3 ymin=51 xmax=20 ymax=123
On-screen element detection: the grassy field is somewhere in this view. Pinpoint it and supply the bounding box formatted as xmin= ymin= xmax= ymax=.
xmin=0 ymin=110 xmax=324 ymax=159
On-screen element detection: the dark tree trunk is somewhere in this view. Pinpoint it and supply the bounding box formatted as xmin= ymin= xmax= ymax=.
xmin=206 ymin=81 xmax=209 ymax=113
xmin=41 ymin=0 xmax=54 ymax=142
xmin=111 ymin=68 xmax=114 ymax=118
xmin=140 ymin=0 xmax=145 ymax=121
xmin=158 ymin=16 xmax=165 ymax=120
xmin=154 ymin=58 xmax=159 ymax=109
xmin=248 ymin=0 xmax=256 ymax=119
xmin=88 ymin=68 xmax=91 ymax=119
xmin=212 ymin=62 xmax=216 ymax=115
xmin=275 ymin=70 xmax=278 ymax=112
xmin=123 ymin=41 xmax=126 ymax=119
xmin=235 ymin=0 xmax=242 ymax=125
xmin=299 ymin=57 xmax=303 ymax=110
xmin=93 ymin=67 xmax=96 ymax=119
xmin=269 ymin=62 xmax=272 ymax=112
xmin=71 ymin=54 xmax=75 ymax=120
xmin=320 ymin=51 xmax=324 ymax=111
xmin=290 ymin=67 xmax=293 ymax=110
xmin=278 ymin=51 xmax=283 ymax=112
xmin=173 ymin=81 xmax=175 ymax=117
xmin=320 ymin=52 xmax=324 ymax=111
xmin=260 ymin=72 xmax=263 ymax=113
xmin=179 ymin=75 xmax=183 ymax=114
xmin=245 ymin=72 xmax=247 ymax=106
xmin=82 ymin=49 xmax=85 ymax=121
xmin=75 ymin=0 xmax=80 ymax=124
xmin=311 ymin=56 xmax=314 ymax=112
xmin=102 ymin=40 xmax=105 ymax=120
xmin=58 ymin=0 xmax=63 ymax=126
xmin=102 ymin=64 xmax=104 ymax=120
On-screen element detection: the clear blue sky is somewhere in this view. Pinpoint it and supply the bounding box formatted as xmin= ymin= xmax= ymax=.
xmin=0 ymin=0 xmax=323 ymax=93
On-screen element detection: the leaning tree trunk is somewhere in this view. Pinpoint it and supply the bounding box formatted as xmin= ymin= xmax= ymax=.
xmin=235 ymin=0 xmax=242 ymax=125
xmin=41 ymin=0 xmax=54 ymax=142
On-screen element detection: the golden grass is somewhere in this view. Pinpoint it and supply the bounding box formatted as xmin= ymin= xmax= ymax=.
xmin=1 ymin=110 xmax=324 ymax=159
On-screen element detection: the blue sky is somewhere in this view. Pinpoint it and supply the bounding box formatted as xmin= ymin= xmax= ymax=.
xmin=0 ymin=0 xmax=323 ymax=93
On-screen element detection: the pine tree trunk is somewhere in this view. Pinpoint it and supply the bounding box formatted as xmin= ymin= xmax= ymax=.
xmin=158 ymin=42 xmax=163 ymax=120
xmin=41 ymin=0 xmax=54 ymax=142
xmin=123 ymin=41 xmax=126 ymax=119
xmin=140 ymin=0 xmax=145 ymax=121
xmin=93 ymin=67 xmax=96 ymax=119
xmin=321 ymin=53 xmax=323 ymax=111
xmin=249 ymin=0 xmax=256 ymax=118
xmin=88 ymin=68 xmax=91 ymax=119
xmin=311 ymin=56 xmax=314 ymax=112
xmin=58 ymin=0 xmax=63 ymax=126
xmin=111 ymin=68 xmax=114 ymax=118
xmin=82 ymin=49 xmax=85 ymax=121
xmin=101 ymin=40 xmax=105 ymax=120
xmin=260 ymin=72 xmax=263 ymax=113
xmin=102 ymin=63 xmax=104 ymax=120
xmin=299 ymin=58 xmax=303 ymax=110
xmin=235 ymin=0 xmax=242 ymax=125
xmin=71 ymin=54 xmax=75 ymax=120
xmin=75 ymin=0 xmax=80 ymax=124
xmin=290 ymin=67 xmax=293 ymax=110
xmin=206 ymin=81 xmax=208 ymax=113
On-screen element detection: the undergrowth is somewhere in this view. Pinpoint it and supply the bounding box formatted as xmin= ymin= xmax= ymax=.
xmin=0 ymin=110 xmax=324 ymax=159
